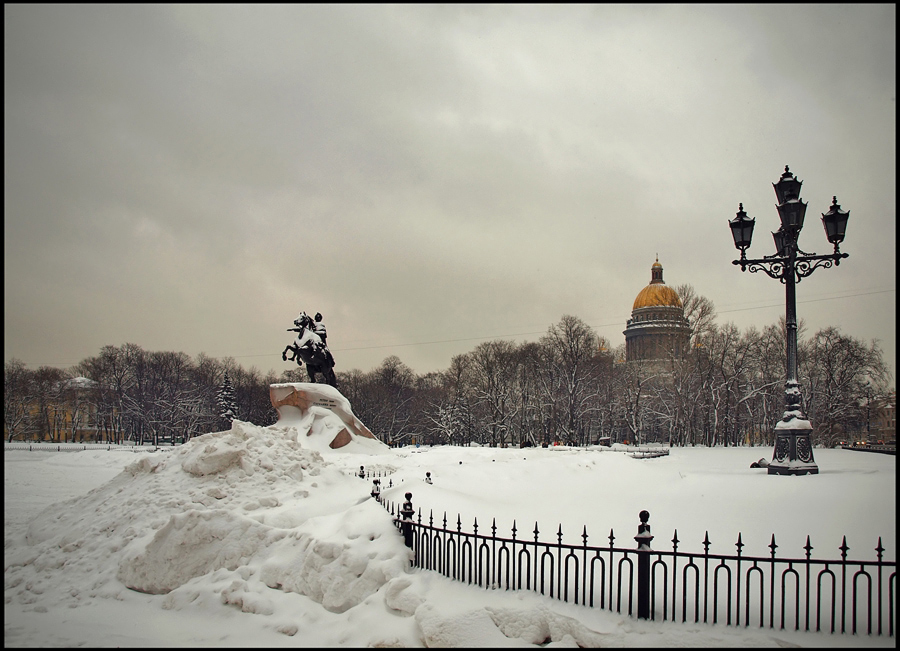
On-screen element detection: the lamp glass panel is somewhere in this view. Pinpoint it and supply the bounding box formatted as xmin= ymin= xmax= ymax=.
xmin=772 ymin=230 xmax=785 ymax=254
xmin=822 ymin=210 xmax=849 ymax=244
xmin=730 ymin=217 xmax=754 ymax=249
xmin=778 ymin=201 xmax=807 ymax=230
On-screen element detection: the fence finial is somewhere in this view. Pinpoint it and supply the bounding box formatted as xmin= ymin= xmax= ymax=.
xmin=401 ymin=492 xmax=414 ymax=517
xmin=634 ymin=510 xmax=653 ymax=550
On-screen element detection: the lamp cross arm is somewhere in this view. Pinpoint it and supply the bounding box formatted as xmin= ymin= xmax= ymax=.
xmin=731 ymin=257 xmax=786 ymax=280
xmin=794 ymin=251 xmax=849 ymax=264
xmin=794 ymin=251 xmax=850 ymax=280
xmin=733 ymin=248 xmax=848 ymax=274
xmin=734 ymin=253 xmax=788 ymax=266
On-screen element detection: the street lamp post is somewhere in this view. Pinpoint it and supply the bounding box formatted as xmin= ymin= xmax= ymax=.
xmin=865 ymin=383 xmax=872 ymax=443
xmin=729 ymin=165 xmax=850 ymax=475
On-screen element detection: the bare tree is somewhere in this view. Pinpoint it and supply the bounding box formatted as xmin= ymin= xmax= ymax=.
xmin=675 ymin=283 xmax=717 ymax=347
xmin=617 ymin=360 xmax=660 ymax=445
xmin=743 ymin=324 xmax=785 ymax=446
xmin=589 ymin=341 xmax=618 ymax=445
xmin=647 ymin=353 xmax=699 ymax=446
xmin=443 ymin=353 xmax=476 ymax=446
xmin=512 ymin=342 xmax=546 ymax=447
xmin=30 ymin=366 xmax=67 ymax=442
xmin=347 ymin=356 xmax=418 ymax=445
xmin=4 ymin=359 xmax=34 ymax=441
xmin=802 ymin=327 xmax=890 ymax=446
xmin=540 ymin=315 xmax=604 ymax=445
xmin=468 ymin=341 xmax=520 ymax=447
xmin=425 ymin=401 xmax=463 ymax=445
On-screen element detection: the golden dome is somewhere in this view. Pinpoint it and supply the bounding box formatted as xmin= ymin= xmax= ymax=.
xmin=633 ymin=284 xmax=682 ymax=310
xmin=632 ymin=257 xmax=682 ymax=310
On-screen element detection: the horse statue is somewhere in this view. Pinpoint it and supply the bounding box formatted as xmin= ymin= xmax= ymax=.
xmin=282 ymin=312 xmax=338 ymax=387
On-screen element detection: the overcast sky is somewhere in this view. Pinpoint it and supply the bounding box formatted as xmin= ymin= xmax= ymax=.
xmin=4 ymin=4 xmax=896 ymax=382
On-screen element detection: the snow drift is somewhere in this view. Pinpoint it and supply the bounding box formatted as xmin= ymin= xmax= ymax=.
xmin=6 ymin=438 xmax=894 ymax=647
xmin=9 ymin=420 xmax=408 ymax=617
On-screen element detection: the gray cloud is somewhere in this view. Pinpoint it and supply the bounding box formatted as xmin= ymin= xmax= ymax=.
xmin=4 ymin=4 xmax=895 ymax=379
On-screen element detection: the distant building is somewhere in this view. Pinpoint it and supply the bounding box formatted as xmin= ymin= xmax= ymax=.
xmin=623 ymin=258 xmax=691 ymax=364
xmin=7 ymin=376 xmax=103 ymax=443
xmin=870 ymin=390 xmax=896 ymax=444
xmin=53 ymin=376 xmax=101 ymax=442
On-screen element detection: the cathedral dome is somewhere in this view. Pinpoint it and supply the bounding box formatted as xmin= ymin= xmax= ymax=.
xmin=632 ymin=258 xmax=682 ymax=310
xmin=633 ymin=284 xmax=682 ymax=310
xmin=624 ymin=257 xmax=691 ymax=364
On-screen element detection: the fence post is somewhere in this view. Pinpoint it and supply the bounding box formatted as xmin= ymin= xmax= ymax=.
xmin=634 ymin=510 xmax=654 ymax=620
xmin=400 ymin=492 xmax=415 ymax=553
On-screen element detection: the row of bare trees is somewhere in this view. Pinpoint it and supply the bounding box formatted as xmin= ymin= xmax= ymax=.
xmin=4 ymin=344 xmax=307 ymax=444
xmin=5 ymin=286 xmax=891 ymax=447
xmin=338 ymin=286 xmax=889 ymax=448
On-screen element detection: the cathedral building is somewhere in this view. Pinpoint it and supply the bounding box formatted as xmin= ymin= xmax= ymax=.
xmin=623 ymin=258 xmax=691 ymax=363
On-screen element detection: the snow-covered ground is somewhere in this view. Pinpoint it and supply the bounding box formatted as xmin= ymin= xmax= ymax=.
xmin=5 ymin=420 xmax=895 ymax=647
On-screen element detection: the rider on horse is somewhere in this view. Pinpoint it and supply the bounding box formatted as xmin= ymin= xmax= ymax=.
xmin=283 ymin=311 xmax=337 ymax=386
xmin=313 ymin=312 xmax=327 ymax=344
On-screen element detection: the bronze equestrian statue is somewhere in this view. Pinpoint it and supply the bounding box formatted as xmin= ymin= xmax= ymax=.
xmin=282 ymin=311 xmax=337 ymax=387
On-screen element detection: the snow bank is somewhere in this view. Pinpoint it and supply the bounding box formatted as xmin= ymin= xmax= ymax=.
xmin=6 ymin=436 xmax=894 ymax=647
xmin=414 ymin=601 xmax=607 ymax=647
xmin=118 ymin=509 xmax=273 ymax=594
xmin=259 ymin=500 xmax=411 ymax=612
xmin=4 ymin=421 xmax=616 ymax=647
xmin=7 ymin=420 xmax=406 ymax=618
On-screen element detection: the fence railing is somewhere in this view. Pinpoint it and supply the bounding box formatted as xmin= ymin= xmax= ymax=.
xmin=840 ymin=444 xmax=896 ymax=456
xmin=4 ymin=442 xmax=172 ymax=453
xmin=349 ymin=465 xmax=397 ymax=481
xmin=379 ymin=491 xmax=895 ymax=637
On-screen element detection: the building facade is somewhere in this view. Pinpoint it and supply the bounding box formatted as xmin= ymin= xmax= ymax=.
xmin=7 ymin=376 xmax=102 ymax=443
xmin=869 ymin=390 xmax=896 ymax=445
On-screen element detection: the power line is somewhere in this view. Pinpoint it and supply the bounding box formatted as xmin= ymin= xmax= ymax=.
xmin=716 ymin=288 xmax=895 ymax=315
xmin=333 ymin=331 xmax=547 ymax=353
xmin=10 ymin=287 xmax=894 ymax=367
xmin=280 ymin=288 xmax=899 ymax=356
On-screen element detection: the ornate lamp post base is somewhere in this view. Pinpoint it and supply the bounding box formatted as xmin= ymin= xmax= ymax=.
xmin=768 ymin=423 xmax=819 ymax=475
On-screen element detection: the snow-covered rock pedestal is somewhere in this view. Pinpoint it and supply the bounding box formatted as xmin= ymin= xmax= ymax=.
xmin=269 ymin=382 xmax=385 ymax=453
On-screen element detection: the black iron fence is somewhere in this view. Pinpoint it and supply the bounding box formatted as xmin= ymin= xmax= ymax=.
xmin=380 ymin=491 xmax=895 ymax=637
xmin=349 ymin=465 xmax=396 ymax=481
xmin=840 ymin=444 xmax=896 ymax=456
xmin=4 ymin=442 xmax=171 ymax=453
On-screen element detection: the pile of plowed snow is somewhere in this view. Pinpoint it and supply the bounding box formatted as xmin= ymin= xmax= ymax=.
xmin=6 ymin=421 xmax=410 ymax=618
